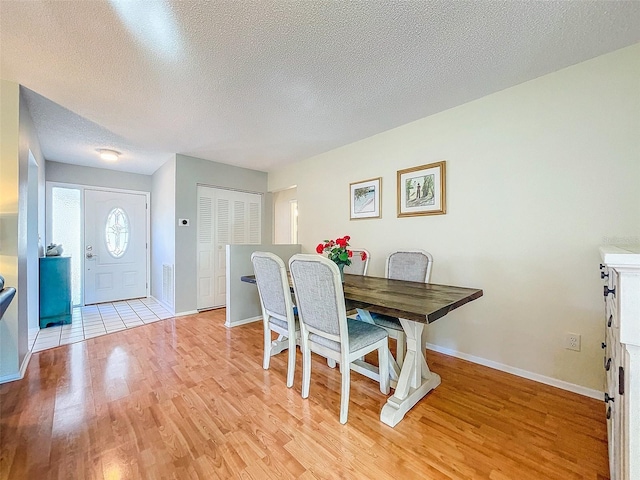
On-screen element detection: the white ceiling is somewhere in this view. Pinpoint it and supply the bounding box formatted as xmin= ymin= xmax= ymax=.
xmin=2 ymin=1 xmax=639 ymax=175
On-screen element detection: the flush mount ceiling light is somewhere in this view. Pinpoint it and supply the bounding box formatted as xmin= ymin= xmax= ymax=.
xmin=98 ymin=149 xmax=120 ymax=162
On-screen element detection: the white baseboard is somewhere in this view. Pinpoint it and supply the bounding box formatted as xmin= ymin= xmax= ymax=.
xmin=175 ymin=310 xmax=198 ymax=317
xmin=19 ymin=350 xmax=31 ymax=378
xmin=225 ymin=315 xmax=261 ymax=328
xmin=0 ymin=350 xmax=32 ymax=385
xmin=425 ymin=342 xmax=603 ymax=400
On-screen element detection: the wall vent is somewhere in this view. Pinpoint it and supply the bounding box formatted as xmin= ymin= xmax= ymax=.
xmin=162 ymin=264 xmax=174 ymax=308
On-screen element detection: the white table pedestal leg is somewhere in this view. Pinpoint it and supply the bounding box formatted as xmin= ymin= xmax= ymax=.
xmin=270 ymin=334 xmax=290 ymax=356
xmin=380 ymin=319 xmax=441 ymax=427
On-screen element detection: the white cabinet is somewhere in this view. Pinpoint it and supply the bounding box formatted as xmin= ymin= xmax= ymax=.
xmin=600 ymin=246 xmax=640 ymax=480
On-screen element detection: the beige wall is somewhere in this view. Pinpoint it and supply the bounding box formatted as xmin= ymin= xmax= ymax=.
xmin=0 ymin=80 xmax=21 ymax=378
xmin=1 ymin=81 xmax=47 ymax=380
xmin=269 ymin=44 xmax=640 ymax=392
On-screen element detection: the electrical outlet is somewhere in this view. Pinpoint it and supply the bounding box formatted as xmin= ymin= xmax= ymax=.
xmin=565 ymin=333 xmax=581 ymax=351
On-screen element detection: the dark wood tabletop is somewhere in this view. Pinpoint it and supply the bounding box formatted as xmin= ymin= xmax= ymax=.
xmin=241 ymin=273 xmax=483 ymax=324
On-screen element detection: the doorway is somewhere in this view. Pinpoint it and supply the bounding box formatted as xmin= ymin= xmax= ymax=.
xmin=272 ymin=187 xmax=298 ymax=244
xmin=47 ymin=183 xmax=150 ymax=306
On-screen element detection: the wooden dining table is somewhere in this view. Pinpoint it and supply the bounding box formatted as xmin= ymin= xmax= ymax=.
xmin=240 ymin=273 xmax=483 ymax=427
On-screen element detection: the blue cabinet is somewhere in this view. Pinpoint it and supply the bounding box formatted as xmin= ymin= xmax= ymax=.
xmin=39 ymin=256 xmax=72 ymax=328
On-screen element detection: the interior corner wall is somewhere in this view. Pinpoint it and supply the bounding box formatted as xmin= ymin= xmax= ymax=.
xmin=173 ymin=154 xmax=270 ymax=314
xmin=0 ymin=80 xmax=21 ymax=378
xmin=150 ymin=157 xmax=176 ymax=310
xmin=0 ymin=81 xmax=43 ymax=380
xmin=268 ymin=44 xmax=640 ymax=392
xmin=19 ymin=87 xmax=46 ymax=341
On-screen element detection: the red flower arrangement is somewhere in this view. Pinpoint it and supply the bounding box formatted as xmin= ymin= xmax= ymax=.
xmin=315 ymin=236 xmax=367 ymax=268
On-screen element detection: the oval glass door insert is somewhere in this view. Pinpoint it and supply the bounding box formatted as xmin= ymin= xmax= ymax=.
xmin=105 ymin=207 xmax=130 ymax=258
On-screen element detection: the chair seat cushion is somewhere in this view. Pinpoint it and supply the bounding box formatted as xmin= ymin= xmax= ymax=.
xmin=310 ymin=318 xmax=387 ymax=353
xmin=0 ymin=286 xmax=16 ymax=320
xmin=269 ymin=315 xmax=299 ymax=331
xmin=356 ymin=312 xmax=403 ymax=331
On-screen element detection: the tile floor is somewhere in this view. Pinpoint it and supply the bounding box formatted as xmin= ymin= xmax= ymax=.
xmin=30 ymin=298 xmax=174 ymax=352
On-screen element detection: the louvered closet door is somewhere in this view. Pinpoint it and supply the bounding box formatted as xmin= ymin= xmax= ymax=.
xmin=197 ymin=186 xmax=261 ymax=310
xmin=197 ymin=187 xmax=215 ymax=309
xmin=213 ymin=196 xmax=231 ymax=307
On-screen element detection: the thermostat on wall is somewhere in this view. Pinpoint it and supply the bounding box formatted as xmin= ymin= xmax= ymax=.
xmin=178 ymin=218 xmax=190 ymax=226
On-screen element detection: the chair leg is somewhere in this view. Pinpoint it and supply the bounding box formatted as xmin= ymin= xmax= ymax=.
xmin=396 ymin=331 xmax=405 ymax=368
xmin=340 ymin=362 xmax=350 ymax=424
xmin=286 ymin=335 xmax=296 ymax=388
xmin=301 ymin=340 xmax=311 ymax=399
xmin=379 ymin=344 xmax=390 ymax=395
xmin=263 ymin=323 xmax=271 ymax=370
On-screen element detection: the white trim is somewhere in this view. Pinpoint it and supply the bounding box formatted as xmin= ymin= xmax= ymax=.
xmin=19 ymin=350 xmax=31 ymax=378
xmin=174 ymin=310 xmax=198 ymax=317
xmin=28 ymin=326 xmax=39 ymax=339
xmin=47 ymin=181 xmax=150 ymax=196
xmin=0 ymin=350 xmax=32 ymax=385
xmin=289 ymin=199 xmax=298 ymax=244
xmin=196 ymin=182 xmax=265 ymax=197
xmin=225 ymin=315 xmax=261 ymax=328
xmin=425 ymin=342 xmax=603 ymax=400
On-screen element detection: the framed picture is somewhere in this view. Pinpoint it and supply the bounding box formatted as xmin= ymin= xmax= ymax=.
xmin=397 ymin=161 xmax=446 ymax=217
xmin=350 ymin=177 xmax=381 ymax=220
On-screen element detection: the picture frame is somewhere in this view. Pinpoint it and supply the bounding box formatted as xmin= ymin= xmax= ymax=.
xmin=349 ymin=177 xmax=381 ymax=220
xmin=397 ymin=161 xmax=446 ymax=217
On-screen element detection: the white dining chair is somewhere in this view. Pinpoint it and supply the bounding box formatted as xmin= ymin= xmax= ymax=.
xmin=331 ymin=248 xmax=370 ymax=369
xmin=289 ymin=254 xmax=389 ymax=424
xmin=342 ymin=248 xmax=370 ymax=276
xmin=251 ymin=251 xmax=300 ymax=388
xmin=358 ymin=250 xmax=433 ymax=367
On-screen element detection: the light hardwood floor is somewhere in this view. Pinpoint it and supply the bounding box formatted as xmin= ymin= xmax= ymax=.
xmin=0 ymin=309 xmax=609 ymax=479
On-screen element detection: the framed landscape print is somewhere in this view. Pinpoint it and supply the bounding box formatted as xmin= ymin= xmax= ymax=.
xmin=350 ymin=177 xmax=381 ymax=220
xmin=397 ymin=161 xmax=446 ymax=217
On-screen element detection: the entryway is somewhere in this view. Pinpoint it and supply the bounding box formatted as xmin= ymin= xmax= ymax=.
xmin=47 ymin=183 xmax=150 ymax=307
xmin=30 ymin=297 xmax=172 ymax=352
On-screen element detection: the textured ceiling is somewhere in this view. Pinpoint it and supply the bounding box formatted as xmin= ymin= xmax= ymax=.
xmin=1 ymin=1 xmax=639 ymax=175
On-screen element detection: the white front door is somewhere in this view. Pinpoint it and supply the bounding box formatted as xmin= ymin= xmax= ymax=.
xmin=84 ymin=189 xmax=148 ymax=304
